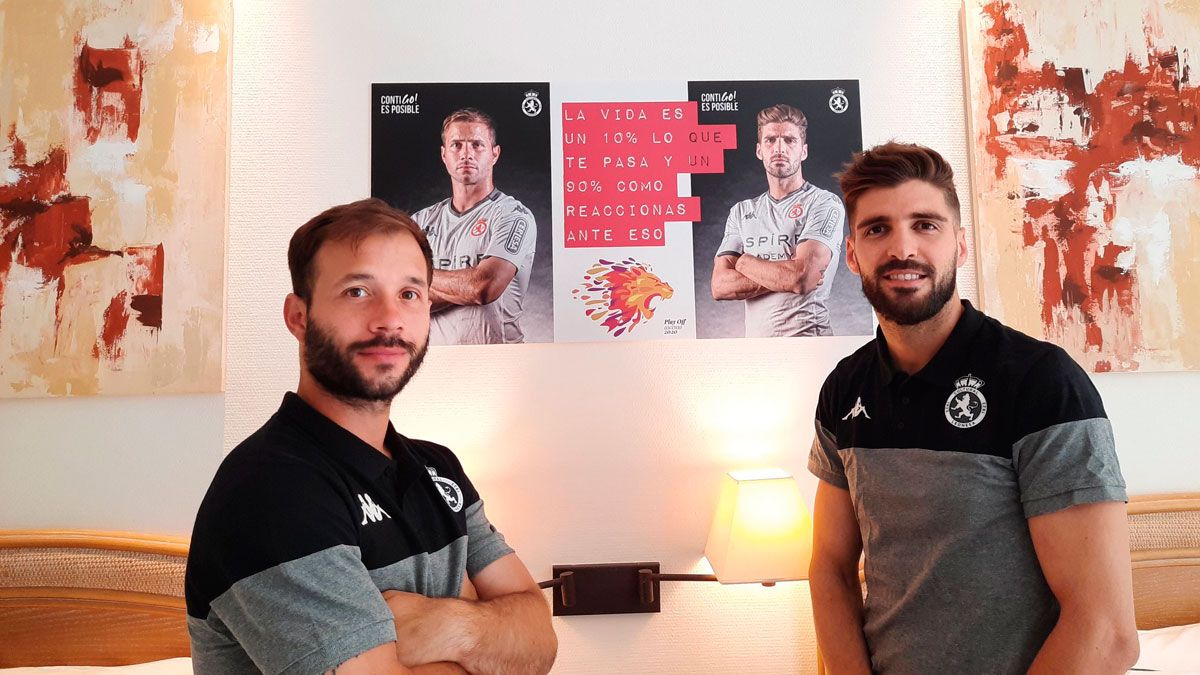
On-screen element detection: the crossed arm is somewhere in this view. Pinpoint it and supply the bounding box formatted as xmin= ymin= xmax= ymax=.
xmin=326 ymin=553 xmax=556 ymax=675
xmin=710 ymin=239 xmax=832 ymax=301
xmin=710 ymin=254 xmax=768 ymax=300
xmin=430 ymin=257 xmax=517 ymax=312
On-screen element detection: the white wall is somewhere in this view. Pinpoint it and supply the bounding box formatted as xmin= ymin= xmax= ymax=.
xmin=2 ymin=1 xmax=1198 ymax=673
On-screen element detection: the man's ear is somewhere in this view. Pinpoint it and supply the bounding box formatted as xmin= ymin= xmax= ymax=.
xmin=955 ymin=223 xmax=969 ymax=268
xmin=283 ymin=293 xmax=308 ymax=342
xmin=491 ymin=143 xmax=501 ymax=164
xmin=845 ymin=234 xmax=861 ymax=276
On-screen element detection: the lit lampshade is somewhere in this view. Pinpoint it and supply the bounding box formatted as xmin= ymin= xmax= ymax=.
xmin=703 ymin=469 xmax=813 ymax=584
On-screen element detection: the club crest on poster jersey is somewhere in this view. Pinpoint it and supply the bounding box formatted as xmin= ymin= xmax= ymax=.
xmin=426 ymin=466 xmax=464 ymax=513
xmin=571 ymin=257 xmax=673 ymax=337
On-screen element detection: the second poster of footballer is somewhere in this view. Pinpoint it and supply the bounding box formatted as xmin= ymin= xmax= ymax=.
xmin=372 ymin=82 xmax=554 ymax=345
xmin=689 ymin=80 xmax=871 ymax=339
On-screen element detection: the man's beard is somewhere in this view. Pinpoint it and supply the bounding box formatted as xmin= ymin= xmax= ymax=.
xmin=303 ymin=318 xmax=428 ymax=408
xmin=860 ymin=259 xmax=957 ymax=326
xmin=766 ymin=156 xmax=801 ymax=180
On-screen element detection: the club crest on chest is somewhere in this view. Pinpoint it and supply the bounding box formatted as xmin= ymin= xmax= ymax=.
xmin=945 ymin=374 xmax=987 ymax=429
xmin=427 ymin=466 xmax=464 ymax=513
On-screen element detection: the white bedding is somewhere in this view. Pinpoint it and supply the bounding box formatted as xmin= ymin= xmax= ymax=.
xmin=1130 ymin=621 xmax=1200 ymax=674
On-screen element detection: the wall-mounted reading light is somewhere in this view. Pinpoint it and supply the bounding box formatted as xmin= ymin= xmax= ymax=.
xmin=538 ymin=469 xmax=813 ymax=616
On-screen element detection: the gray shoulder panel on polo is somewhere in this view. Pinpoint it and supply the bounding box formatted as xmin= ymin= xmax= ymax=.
xmin=192 ymin=545 xmax=395 ymax=675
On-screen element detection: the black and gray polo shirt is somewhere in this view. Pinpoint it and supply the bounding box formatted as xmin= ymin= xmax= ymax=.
xmin=809 ymin=300 xmax=1126 ymax=674
xmin=185 ymin=393 xmax=513 ymax=674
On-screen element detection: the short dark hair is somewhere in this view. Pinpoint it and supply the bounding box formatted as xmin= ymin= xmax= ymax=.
xmin=757 ymin=104 xmax=808 ymax=144
xmin=287 ymin=198 xmax=433 ymax=302
xmin=441 ymin=107 xmax=497 ymax=145
xmin=838 ymin=142 xmax=960 ymax=225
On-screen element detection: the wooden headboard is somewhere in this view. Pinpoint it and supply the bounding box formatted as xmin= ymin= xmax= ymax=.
xmin=1128 ymin=492 xmax=1200 ymax=629
xmin=2 ymin=496 xmax=1198 ymax=670
xmin=0 ymin=530 xmax=190 ymax=667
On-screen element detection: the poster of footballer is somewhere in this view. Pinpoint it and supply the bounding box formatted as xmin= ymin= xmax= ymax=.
xmin=372 ymin=82 xmax=554 ymax=345
xmin=689 ymin=80 xmax=871 ymax=339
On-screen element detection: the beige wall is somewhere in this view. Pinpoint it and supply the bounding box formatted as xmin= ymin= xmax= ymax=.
xmin=2 ymin=1 xmax=1198 ymax=673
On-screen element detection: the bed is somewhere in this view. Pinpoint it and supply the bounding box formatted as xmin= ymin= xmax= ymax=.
xmin=1126 ymin=493 xmax=1200 ymax=672
xmin=2 ymin=494 xmax=1198 ymax=673
xmin=0 ymin=530 xmax=190 ymax=672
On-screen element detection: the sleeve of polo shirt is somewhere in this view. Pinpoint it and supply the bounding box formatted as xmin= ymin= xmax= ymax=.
xmin=202 ymin=463 xmax=396 ymax=675
xmin=440 ymin=450 xmax=516 ymax=576
xmin=808 ymin=370 xmax=849 ymax=488
xmin=1011 ymin=347 xmax=1127 ymax=519
xmin=483 ymin=202 xmax=535 ymax=268
xmin=717 ymin=204 xmax=744 ymax=257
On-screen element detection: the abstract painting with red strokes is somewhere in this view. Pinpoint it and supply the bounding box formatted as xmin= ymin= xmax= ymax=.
xmin=0 ymin=0 xmax=229 ymax=396
xmin=964 ymin=0 xmax=1200 ymax=372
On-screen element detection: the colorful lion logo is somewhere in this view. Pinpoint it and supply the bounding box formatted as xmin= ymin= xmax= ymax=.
xmin=572 ymin=258 xmax=674 ymax=336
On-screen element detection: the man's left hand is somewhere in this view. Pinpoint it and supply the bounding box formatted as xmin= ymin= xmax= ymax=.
xmin=383 ymin=590 xmax=472 ymax=668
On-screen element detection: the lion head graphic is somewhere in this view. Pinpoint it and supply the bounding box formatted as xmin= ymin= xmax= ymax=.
xmin=572 ymin=258 xmax=674 ymax=336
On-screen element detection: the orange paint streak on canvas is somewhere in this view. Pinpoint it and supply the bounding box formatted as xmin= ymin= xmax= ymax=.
xmin=124 ymin=244 xmax=164 ymax=329
xmin=0 ymin=128 xmax=71 ymax=316
xmin=0 ymin=130 xmax=123 ymax=337
xmin=96 ymin=291 xmax=130 ymax=362
xmin=73 ymin=38 xmax=143 ymax=143
xmin=979 ymin=1 xmax=1200 ymax=363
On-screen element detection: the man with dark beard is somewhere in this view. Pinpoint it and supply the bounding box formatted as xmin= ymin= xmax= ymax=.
xmin=806 ymin=144 xmax=1138 ymax=674
xmin=185 ymin=199 xmax=556 ymax=675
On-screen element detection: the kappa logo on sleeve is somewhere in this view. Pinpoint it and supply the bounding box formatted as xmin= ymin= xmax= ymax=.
xmin=504 ymin=218 xmax=529 ymax=255
xmin=817 ymin=207 xmax=842 ymax=239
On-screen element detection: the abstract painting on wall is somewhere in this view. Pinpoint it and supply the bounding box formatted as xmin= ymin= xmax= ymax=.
xmin=0 ymin=0 xmax=229 ymax=396
xmin=964 ymin=0 xmax=1200 ymax=372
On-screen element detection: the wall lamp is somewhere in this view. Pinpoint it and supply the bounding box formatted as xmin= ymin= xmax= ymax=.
xmin=538 ymin=469 xmax=813 ymax=616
